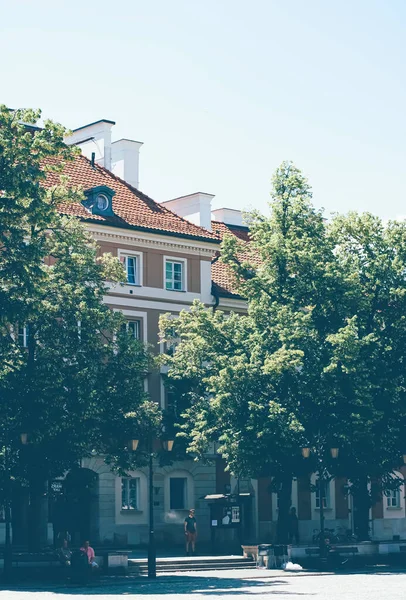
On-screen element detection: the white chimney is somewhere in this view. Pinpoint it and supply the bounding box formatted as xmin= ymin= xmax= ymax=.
xmin=162 ymin=192 xmax=214 ymax=231
xmin=65 ymin=119 xmax=115 ymax=169
xmin=211 ymin=208 xmax=243 ymax=227
xmin=111 ymin=139 xmax=143 ymax=189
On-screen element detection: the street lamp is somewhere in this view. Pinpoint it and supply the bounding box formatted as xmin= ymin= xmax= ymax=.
xmin=130 ymin=439 xmax=139 ymax=452
xmin=130 ymin=437 xmax=174 ymax=579
xmin=302 ymin=444 xmax=339 ymax=564
xmin=3 ymin=432 xmax=29 ymax=581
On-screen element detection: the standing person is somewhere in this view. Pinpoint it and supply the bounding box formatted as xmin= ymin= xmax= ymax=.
xmin=288 ymin=507 xmax=300 ymax=545
xmin=80 ymin=540 xmax=99 ymax=569
xmin=184 ymin=509 xmax=197 ymax=556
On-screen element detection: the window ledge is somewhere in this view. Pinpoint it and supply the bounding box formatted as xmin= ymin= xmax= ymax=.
xmin=120 ymin=509 xmax=143 ymax=514
xmin=165 ymin=289 xmax=187 ymax=293
xmin=315 ymin=508 xmax=333 ymax=512
xmin=386 ymin=506 xmax=402 ymax=511
xmin=125 ymin=283 xmax=142 ymax=287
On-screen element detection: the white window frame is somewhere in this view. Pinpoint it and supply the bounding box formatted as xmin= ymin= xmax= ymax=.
xmin=121 ymin=477 xmax=141 ymax=511
xmin=118 ymin=250 xmax=143 ymax=286
xmin=18 ymin=325 xmax=29 ymax=348
xmin=164 ymin=470 xmax=194 ymax=517
xmin=122 ymin=319 xmax=142 ymax=341
xmin=163 ymin=256 xmax=187 ymax=292
xmin=385 ymin=488 xmax=401 ymax=508
xmin=315 ymin=480 xmax=331 ymax=509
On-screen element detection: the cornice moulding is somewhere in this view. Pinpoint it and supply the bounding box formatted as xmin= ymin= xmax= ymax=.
xmin=86 ymin=225 xmax=216 ymax=257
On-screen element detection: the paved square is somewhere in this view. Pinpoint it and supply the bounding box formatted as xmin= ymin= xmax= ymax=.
xmin=1 ymin=571 xmax=406 ymax=599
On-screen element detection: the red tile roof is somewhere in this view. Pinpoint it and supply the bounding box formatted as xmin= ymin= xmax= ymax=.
xmin=44 ymin=154 xmax=220 ymax=243
xmin=211 ymin=220 xmax=254 ymax=298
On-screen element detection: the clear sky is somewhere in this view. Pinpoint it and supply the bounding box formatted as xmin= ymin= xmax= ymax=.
xmin=1 ymin=0 xmax=405 ymax=220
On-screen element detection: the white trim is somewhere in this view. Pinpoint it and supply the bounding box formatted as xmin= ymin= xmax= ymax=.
xmin=86 ymin=224 xmax=218 ymax=257
xmin=118 ymin=249 xmax=143 ymax=286
xmin=106 ymin=282 xmax=199 ymax=303
xmin=218 ymin=297 xmax=247 ymax=311
xmin=105 ymin=295 xmax=194 ymax=312
xmin=160 ymin=377 xmax=166 ymax=409
xmin=200 ymin=259 xmax=212 ymax=305
xmin=163 ymin=255 xmax=187 ymax=292
xmin=115 ymin=471 xmax=148 ymax=525
xmin=113 ymin=308 xmax=148 ymax=342
xmin=164 ymin=469 xmax=194 ymax=518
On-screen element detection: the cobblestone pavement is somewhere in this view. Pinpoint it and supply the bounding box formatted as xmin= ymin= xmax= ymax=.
xmin=0 ymin=570 xmax=405 ymax=599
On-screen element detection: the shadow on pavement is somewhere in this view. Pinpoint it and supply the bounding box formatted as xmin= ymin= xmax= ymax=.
xmin=0 ymin=575 xmax=312 ymax=596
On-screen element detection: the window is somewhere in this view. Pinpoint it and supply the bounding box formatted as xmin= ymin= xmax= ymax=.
xmin=121 ymin=320 xmax=141 ymax=340
xmin=18 ymin=325 xmax=29 ymax=348
xmin=170 ymin=477 xmax=187 ymax=509
xmin=315 ymin=480 xmax=330 ymax=509
xmin=120 ymin=254 xmax=141 ymax=285
xmin=121 ymin=477 xmax=140 ymax=510
xmin=165 ymin=260 xmax=185 ymax=291
xmin=386 ymin=488 xmax=400 ymax=508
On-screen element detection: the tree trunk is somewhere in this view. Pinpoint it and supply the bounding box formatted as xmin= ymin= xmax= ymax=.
xmin=276 ymin=475 xmax=292 ymax=544
xmin=28 ymin=479 xmax=49 ymax=551
xmin=353 ymin=477 xmax=370 ymax=541
xmin=11 ymin=483 xmax=29 ymax=546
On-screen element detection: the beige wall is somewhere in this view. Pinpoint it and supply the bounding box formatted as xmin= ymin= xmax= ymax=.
xmin=98 ymin=241 xmax=201 ymax=293
xmin=107 ymin=303 xmax=180 ymax=409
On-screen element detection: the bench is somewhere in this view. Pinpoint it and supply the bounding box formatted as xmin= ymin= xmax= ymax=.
xmin=11 ymin=553 xmax=62 ymax=568
xmin=330 ymin=546 xmax=358 ymax=556
xmin=305 ymin=548 xmax=320 ymax=556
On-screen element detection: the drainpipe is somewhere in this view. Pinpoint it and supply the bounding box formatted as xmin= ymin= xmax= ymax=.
xmin=211 ymin=254 xmax=220 ymax=312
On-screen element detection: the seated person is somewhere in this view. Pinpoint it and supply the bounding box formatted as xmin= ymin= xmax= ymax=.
xmin=80 ymin=540 xmax=98 ymax=569
xmin=57 ymin=539 xmax=72 ymax=567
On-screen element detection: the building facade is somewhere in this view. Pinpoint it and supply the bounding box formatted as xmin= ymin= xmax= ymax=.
xmin=4 ymin=117 xmax=403 ymax=548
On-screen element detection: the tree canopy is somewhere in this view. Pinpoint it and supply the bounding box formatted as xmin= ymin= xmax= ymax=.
xmin=160 ymin=161 xmax=406 ymax=540
xmin=0 ymin=106 xmax=161 ymax=493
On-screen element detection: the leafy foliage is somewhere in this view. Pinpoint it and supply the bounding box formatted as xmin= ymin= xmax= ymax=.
xmin=0 ymin=106 xmax=161 ymax=491
xmin=160 ymin=161 xmax=406 ymax=540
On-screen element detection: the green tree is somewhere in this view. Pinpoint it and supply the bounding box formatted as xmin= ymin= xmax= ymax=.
xmin=160 ymin=162 xmax=406 ymax=542
xmin=0 ymin=106 xmax=161 ymax=547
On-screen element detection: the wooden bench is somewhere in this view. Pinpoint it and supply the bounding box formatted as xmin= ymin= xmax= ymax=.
xmin=11 ymin=553 xmax=62 ymax=568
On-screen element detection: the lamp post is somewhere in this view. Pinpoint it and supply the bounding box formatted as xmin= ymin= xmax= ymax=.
xmin=131 ymin=437 xmax=174 ymax=579
xmin=3 ymin=432 xmax=28 ymax=581
xmin=302 ymin=444 xmax=339 ymax=565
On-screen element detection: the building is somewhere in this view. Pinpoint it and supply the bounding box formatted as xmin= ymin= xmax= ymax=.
xmin=36 ymin=118 xmax=250 ymax=548
xmin=5 ymin=116 xmax=404 ymax=549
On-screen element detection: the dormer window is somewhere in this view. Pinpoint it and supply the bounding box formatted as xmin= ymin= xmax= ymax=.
xmin=83 ymin=186 xmax=115 ymax=216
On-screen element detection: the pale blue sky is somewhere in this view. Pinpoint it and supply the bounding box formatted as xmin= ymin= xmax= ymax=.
xmin=1 ymin=0 xmax=405 ymax=220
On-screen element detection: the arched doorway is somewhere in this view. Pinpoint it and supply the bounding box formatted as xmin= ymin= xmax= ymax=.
xmin=52 ymin=468 xmax=99 ymax=546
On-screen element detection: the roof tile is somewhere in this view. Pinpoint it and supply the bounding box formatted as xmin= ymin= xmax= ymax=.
xmin=44 ymin=154 xmax=219 ymax=243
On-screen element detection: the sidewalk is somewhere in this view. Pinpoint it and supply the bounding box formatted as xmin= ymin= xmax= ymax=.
xmin=2 ymin=564 xmax=406 ymax=592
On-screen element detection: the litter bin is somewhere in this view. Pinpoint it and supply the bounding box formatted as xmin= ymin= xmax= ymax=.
xmin=273 ymin=545 xmax=289 ymax=567
xmin=257 ymin=544 xmax=275 ymax=568
xmin=71 ymin=550 xmax=90 ymax=584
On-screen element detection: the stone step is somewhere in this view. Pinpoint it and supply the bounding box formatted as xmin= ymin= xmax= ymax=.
xmin=130 ymin=557 xmax=256 ymax=573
